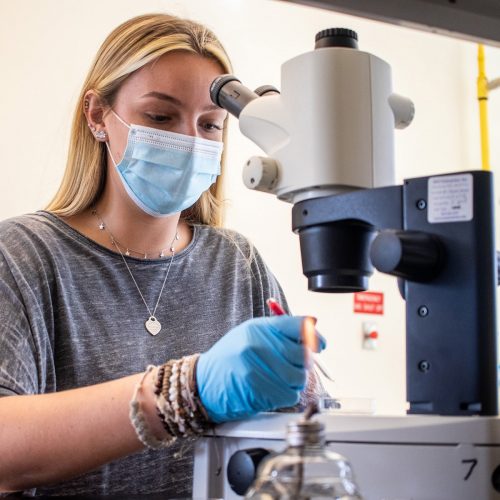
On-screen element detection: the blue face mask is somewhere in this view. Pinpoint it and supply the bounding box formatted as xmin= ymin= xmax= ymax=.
xmin=106 ymin=110 xmax=223 ymax=217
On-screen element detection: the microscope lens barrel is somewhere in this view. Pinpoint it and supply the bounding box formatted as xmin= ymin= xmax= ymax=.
xmin=210 ymin=74 xmax=259 ymax=118
xmin=315 ymin=27 xmax=358 ymax=49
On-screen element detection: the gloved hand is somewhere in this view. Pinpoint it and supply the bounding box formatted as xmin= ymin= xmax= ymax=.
xmin=196 ymin=315 xmax=326 ymax=423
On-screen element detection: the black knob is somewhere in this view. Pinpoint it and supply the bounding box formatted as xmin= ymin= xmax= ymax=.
xmin=370 ymin=230 xmax=443 ymax=282
xmin=492 ymin=464 xmax=500 ymax=492
xmin=315 ymin=28 xmax=358 ymax=49
xmin=227 ymin=448 xmax=270 ymax=496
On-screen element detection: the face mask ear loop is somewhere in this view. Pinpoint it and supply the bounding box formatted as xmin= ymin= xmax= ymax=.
xmin=106 ymin=108 xmax=132 ymax=167
xmin=105 ymin=142 xmax=119 ymax=168
xmin=111 ymin=108 xmax=132 ymax=129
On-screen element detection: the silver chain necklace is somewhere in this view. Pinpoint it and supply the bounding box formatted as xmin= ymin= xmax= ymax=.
xmin=92 ymin=209 xmax=179 ymax=336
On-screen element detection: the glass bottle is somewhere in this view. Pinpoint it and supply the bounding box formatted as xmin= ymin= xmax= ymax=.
xmin=244 ymin=418 xmax=363 ymax=499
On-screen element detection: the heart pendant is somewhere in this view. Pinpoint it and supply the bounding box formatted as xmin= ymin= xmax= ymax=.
xmin=145 ymin=316 xmax=161 ymax=336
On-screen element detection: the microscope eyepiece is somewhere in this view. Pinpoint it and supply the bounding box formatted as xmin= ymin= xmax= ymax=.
xmin=210 ymin=74 xmax=241 ymax=107
xmin=315 ymin=28 xmax=358 ymax=49
xmin=210 ymin=74 xmax=260 ymax=118
xmin=253 ymin=85 xmax=280 ymax=97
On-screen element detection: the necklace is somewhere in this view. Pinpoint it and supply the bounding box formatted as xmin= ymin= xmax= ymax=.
xmin=95 ymin=220 xmax=178 ymax=259
xmin=92 ymin=209 xmax=180 ymax=336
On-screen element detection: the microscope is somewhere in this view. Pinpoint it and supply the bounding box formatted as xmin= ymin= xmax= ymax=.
xmin=192 ymin=29 xmax=500 ymax=499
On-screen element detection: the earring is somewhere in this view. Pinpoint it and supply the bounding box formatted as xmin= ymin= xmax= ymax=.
xmin=84 ymin=100 xmax=90 ymax=110
xmin=94 ymin=130 xmax=107 ymax=141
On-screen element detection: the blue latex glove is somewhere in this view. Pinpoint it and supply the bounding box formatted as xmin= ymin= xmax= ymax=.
xmin=196 ymin=316 xmax=326 ymax=423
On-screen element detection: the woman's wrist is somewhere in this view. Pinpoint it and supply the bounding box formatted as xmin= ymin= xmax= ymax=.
xmin=129 ymin=355 xmax=212 ymax=450
xmin=129 ymin=366 xmax=173 ymax=449
xmin=154 ymin=354 xmax=212 ymax=435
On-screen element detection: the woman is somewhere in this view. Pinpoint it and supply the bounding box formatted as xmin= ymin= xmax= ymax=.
xmin=0 ymin=13 xmax=323 ymax=496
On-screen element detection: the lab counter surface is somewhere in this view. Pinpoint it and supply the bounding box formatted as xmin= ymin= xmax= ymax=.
xmin=192 ymin=413 xmax=500 ymax=499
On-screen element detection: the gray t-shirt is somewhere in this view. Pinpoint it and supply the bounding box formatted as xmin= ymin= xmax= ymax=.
xmin=0 ymin=211 xmax=289 ymax=496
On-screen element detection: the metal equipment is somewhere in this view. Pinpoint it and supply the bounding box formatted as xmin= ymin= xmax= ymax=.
xmin=280 ymin=0 xmax=500 ymax=48
xmin=194 ymin=22 xmax=500 ymax=500
xmin=209 ymin=27 xmax=497 ymax=418
xmin=193 ymin=413 xmax=500 ymax=499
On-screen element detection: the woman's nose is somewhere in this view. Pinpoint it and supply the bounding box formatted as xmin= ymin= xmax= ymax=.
xmin=172 ymin=120 xmax=199 ymax=138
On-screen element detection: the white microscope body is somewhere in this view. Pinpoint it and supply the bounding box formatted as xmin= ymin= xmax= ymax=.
xmin=218 ymin=29 xmax=413 ymax=203
xmin=197 ymin=29 xmax=500 ymax=499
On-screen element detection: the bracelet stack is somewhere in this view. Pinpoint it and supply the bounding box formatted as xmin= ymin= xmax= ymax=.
xmin=129 ymin=354 xmax=212 ymax=450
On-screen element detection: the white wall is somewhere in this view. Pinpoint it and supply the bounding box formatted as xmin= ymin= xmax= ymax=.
xmin=1 ymin=0 xmax=500 ymax=414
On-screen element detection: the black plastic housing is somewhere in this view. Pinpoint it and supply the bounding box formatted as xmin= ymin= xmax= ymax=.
xmin=292 ymin=171 xmax=498 ymax=416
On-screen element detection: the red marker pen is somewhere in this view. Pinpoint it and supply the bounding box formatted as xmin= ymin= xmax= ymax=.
xmin=266 ymin=297 xmax=334 ymax=383
xmin=267 ymin=297 xmax=287 ymax=316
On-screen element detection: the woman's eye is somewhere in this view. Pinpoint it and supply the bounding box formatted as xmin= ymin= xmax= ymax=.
xmin=202 ymin=122 xmax=223 ymax=132
xmin=145 ymin=113 xmax=170 ymax=123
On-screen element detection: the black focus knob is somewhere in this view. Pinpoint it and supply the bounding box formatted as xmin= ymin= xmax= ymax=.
xmin=315 ymin=28 xmax=358 ymax=49
xmin=370 ymin=230 xmax=443 ymax=282
xmin=492 ymin=463 xmax=500 ymax=492
xmin=227 ymin=448 xmax=270 ymax=496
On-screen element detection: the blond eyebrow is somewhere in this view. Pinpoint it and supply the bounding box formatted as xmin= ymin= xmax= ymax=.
xmin=140 ymin=91 xmax=223 ymax=112
xmin=141 ymin=91 xmax=181 ymax=104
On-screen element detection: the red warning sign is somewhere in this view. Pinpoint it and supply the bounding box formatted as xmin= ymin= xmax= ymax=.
xmin=354 ymin=291 xmax=384 ymax=315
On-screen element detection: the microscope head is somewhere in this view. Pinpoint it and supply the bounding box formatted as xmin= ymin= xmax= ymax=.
xmin=210 ymin=28 xmax=414 ymax=292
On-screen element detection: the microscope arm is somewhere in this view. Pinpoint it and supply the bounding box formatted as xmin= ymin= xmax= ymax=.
xmin=279 ymin=0 xmax=500 ymax=47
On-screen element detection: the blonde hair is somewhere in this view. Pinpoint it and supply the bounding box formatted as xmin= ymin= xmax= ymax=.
xmin=46 ymin=13 xmax=232 ymax=227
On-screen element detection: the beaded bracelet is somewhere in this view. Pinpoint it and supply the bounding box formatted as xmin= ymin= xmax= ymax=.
xmin=129 ymin=365 xmax=176 ymax=449
xmin=129 ymin=355 xmax=212 ymax=450
xmin=180 ymin=356 xmax=203 ymax=433
xmin=157 ymin=363 xmax=180 ymax=437
xmin=154 ymin=354 xmax=212 ymax=440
